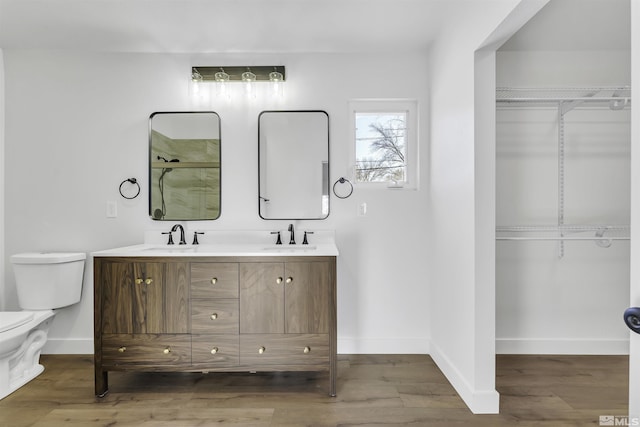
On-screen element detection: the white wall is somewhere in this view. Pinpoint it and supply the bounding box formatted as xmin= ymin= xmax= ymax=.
xmin=2 ymin=50 xmax=430 ymax=354
xmin=628 ymin=1 xmax=640 ymax=418
xmin=496 ymin=50 xmax=631 ymax=354
xmin=0 ymin=48 xmax=4 ymax=311
xmin=425 ymin=0 xmax=544 ymax=414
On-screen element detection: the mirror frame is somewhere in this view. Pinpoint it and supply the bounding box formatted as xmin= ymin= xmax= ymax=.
xmin=148 ymin=111 xmax=222 ymax=221
xmin=258 ymin=110 xmax=330 ymax=220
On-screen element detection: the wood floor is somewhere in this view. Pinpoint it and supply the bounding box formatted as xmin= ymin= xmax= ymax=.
xmin=0 ymin=354 xmax=628 ymax=426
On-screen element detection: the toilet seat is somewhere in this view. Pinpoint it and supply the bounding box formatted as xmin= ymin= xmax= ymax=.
xmin=0 ymin=312 xmax=35 ymax=333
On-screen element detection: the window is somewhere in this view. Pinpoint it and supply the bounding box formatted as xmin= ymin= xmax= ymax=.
xmin=350 ymin=100 xmax=418 ymax=188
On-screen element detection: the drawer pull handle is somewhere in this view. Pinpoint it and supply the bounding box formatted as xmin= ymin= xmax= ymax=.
xmin=135 ymin=278 xmax=144 ymax=285
xmin=163 ymin=347 xmax=171 ymax=355
xmin=285 ymin=277 xmax=293 ymax=284
xmin=276 ymin=277 xmax=283 ymax=284
xmin=303 ymin=346 xmax=311 ymax=354
xmin=211 ymin=347 xmax=219 ymax=355
xmin=258 ymin=346 xmax=266 ymax=354
xmin=211 ymin=277 xmax=218 ymax=285
xmin=210 ymin=313 xmax=218 ymax=320
xmin=118 ymin=346 xmax=126 ymax=353
xmin=145 ymin=277 xmax=153 ymax=285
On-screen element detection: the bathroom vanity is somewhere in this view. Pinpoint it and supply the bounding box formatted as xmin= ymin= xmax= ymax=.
xmin=92 ymin=237 xmax=337 ymax=397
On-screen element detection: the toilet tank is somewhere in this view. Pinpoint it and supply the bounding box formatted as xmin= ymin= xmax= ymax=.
xmin=10 ymin=252 xmax=86 ymax=310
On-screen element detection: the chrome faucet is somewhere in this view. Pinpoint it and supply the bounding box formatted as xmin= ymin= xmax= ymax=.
xmin=288 ymin=223 xmax=296 ymax=245
xmin=171 ymin=224 xmax=187 ymax=245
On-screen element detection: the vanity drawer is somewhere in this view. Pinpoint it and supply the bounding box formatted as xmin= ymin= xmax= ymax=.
xmin=102 ymin=334 xmax=191 ymax=367
xmin=192 ymin=335 xmax=239 ymax=367
xmin=191 ymin=263 xmax=239 ymax=299
xmin=191 ymin=299 xmax=239 ymax=334
xmin=240 ymin=334 xmax=329 ymax=366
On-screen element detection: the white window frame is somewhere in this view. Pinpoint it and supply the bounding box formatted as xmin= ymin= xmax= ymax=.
xmin=349 ymin=99 xmax=418 ymax=189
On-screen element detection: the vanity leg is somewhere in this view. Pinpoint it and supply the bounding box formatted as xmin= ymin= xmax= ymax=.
xmin=95 ymin=369 xmax=109 ymax=398
xmin=328 ymin=257 xmax=337 ymax=397
xmin=329 ymin=365 xmax=336 ymax=397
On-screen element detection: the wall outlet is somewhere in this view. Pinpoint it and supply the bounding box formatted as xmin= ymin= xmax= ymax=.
xmin=106 ymin=201 xmax=117 ymax=218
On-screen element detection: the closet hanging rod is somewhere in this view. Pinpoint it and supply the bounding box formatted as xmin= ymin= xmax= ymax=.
xmin=496 ymin=236 xmax=629 ymax=241
xmin=497 ymin=225 xmax=629 ymax=232
xmin=497 ymin=97 xmax=631 ymax=103
xmin=496 ymin=225 xmax=630 ymax=243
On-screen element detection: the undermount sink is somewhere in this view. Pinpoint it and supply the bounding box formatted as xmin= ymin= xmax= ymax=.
xmin=262 ymin=245 xmax=317 ymax=251
xmin=143 ymin=245 xmax=197 ymax=252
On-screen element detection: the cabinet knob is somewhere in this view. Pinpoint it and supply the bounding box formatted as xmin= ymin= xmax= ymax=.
xmin=210 ymin=313 xmax=218 ymax=320
xmin=276 ymin=277 xmax=283 ymax=284
xmin=211 ymin=277 xmax=217 ymax=285
xmin=118 ymin=346 xmax=126 ymax=353
xmin=285 ymin=277 xmax=293 ymax=284
xmin=135 ymin=278 xmax=144 ymax=285
xmin=303 ymin=346 xmax=311 ymax=354
xmin=145 ymin=277 xmax=153 ymax=285
xmin=258 ymin=346 xmax=266 ymax=354
xmin=163 ymin=347 xmax=171 ymax=355
xmin=211 ymin=347 xmax=219 ymax=355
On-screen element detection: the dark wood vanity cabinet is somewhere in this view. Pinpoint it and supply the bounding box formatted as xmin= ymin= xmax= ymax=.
xmin=94 ymin=256 xmax=336 ymax=397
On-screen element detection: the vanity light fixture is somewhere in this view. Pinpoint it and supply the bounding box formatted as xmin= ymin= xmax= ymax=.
xmin=190 ymin=66 xmax=286 ymax=100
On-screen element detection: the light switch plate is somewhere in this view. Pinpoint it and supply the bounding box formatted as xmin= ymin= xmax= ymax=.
xmin=106 ymin=201 xmax=117 ymax=218
xmin=358 ymin=202 xmax=367 ymax=216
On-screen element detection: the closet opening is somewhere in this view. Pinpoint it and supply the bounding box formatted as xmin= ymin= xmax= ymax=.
xmin=495 ymin=0 xmax=631 ymax=415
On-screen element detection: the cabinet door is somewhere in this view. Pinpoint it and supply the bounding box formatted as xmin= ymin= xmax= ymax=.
xmin=102 ymin=261 xmax=188 ymax=334
xmin=240 ymin=263 xmax=284 ymax=333
xmin=160 ymin=262 xmax=189 ymax=333
xmin=137 ymin=262 xmax=165 ymax=333
xmin=102 ymin=261 xmax=136 ymax=334
xmin=285 ymin=262 xmax=330 ymax=334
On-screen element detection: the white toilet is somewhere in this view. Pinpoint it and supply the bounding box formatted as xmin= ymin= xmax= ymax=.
xmin=0 ymin=252 xmax=86 ymax=400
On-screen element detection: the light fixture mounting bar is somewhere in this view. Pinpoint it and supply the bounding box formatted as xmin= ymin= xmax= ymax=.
xmin=193 ymin=66 xmax=285 ymax=82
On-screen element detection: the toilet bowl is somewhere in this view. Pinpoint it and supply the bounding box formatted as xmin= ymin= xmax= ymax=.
xmin=0 ymin=252 xmax=85 ymax=400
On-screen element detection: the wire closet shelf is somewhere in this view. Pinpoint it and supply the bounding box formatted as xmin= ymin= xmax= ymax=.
xmin=496 ymin=86 xmax=631 ymax=106
xmin=495 ymin=86 xmax=631 ymax=253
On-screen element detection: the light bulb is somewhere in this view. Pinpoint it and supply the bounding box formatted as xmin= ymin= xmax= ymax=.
xmin=214 ymin=70 xmax=230 ymax=100
xmin=242 ymin=71 xmax=256 ymax=99
xmin=269 ymin=71 xmax=284 ymax=98
xmin=191 ymin=69 xmax=203 ymax=96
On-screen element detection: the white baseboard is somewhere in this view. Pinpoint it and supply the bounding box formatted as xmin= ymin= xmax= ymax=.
xmin=42 ymin=337 xmax=627 ymax=356
xmin=337 ymin=337 xmax=430 ymax=354
xmin=429 ymin=341 xmax=500 ymax=414
xmin=43 ymin=338 xmax=93 ymax=354
xmin=496 ymin=338 xmax=629 ymax=355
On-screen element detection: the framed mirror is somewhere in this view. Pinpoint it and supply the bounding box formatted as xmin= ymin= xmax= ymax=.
xmin=258 ymin=110 xmax=329 ymax=220
xmin=149 ymin=112 xmax=221 ymax=220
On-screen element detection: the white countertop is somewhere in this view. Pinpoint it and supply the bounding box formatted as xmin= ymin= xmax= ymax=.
xmin=92 ymin=230 xmax=339 ymax=257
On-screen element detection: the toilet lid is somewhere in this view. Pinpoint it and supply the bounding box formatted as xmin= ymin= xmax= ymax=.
xmin=0 ymin=312 xmax=34 ymax=333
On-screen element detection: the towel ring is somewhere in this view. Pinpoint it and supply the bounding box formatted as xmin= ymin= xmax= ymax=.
xmin=119 ymin=178 xmax=140 ymax=200
xmin=333 ymin=177 xmax=353 ymax=199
